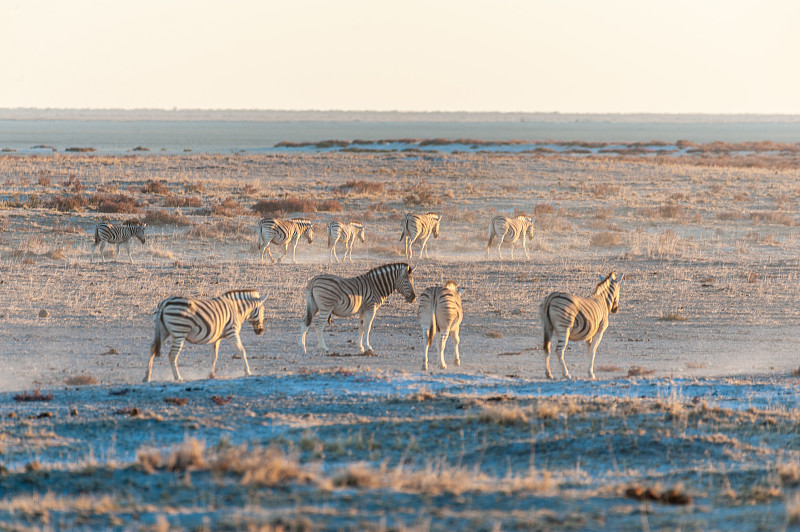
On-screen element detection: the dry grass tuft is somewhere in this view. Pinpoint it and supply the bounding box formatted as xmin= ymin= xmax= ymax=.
xmin=252 ymin=196 xmax=342 ymax=216
xmin=335 ymin=180 xmax=386 ymax=196
xmin=659 ymin=310 xmax=687 ymax=322
xmin=13 ymin=390 xmax=53 ymax=402
xmin=591 ymin=231 xmax=622 ymax=248
xmin=627 ymin=366 xmax=656 ymax=377
xmin=477 ymin=404 xmax=529 ymax=425
xmin=95 ymin=194 xmax=141 ymax=214
xmin=46 ymin=194 xmax=88 ymax=212
xmin=403 ymin=183 xmax=442 ymax=206
xmin=749 ymin=211 xmax=796 ymax=226
xmin=484 ymin=330 xmax=503 ymax=339
xmin=65 ymin=374 xmax=98 ymax=386
xmin=163 ymin=195 xmax=203 ymax=208
xmin=143 ymin=209 xmax=192 ymax=226
xmin=140 ymin=181 xmax=170 ymax=195
xmin=137 ymin=437 xmax=207 ymax=472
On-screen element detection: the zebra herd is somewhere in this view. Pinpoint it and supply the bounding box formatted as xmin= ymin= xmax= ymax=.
xmin=90 ymin=212 xmax=538 ymax=264
xmin=89 ymin=216 xmax=622 ymax=382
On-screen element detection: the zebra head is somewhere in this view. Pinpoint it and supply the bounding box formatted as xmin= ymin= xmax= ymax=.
xmin=125 ymin=221 xmax=147 ymax=244
xmin=247 ymin=294 xmax=269 ymax=335
xmin=305 ymin=225 xmax=314 ymax=244
xmin=397 ymin=263 xmax=417 ymax=303
xmin=523 ymin=216 xmax=535 ymax=240
xmin=597 ymin=272 xmax=623 ymax=314
xmin=429 ymin=213 xmax=441 ymax=238
xmin=352 ymin=221 xmax=366 ymax=243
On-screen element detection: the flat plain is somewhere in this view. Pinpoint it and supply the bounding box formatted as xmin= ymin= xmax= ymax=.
xmin=0 ymin=149 xmax=799 ymax=530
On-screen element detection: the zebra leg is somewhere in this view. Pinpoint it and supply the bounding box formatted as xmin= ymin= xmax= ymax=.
xmin=98 ymin=242 xmax=107 ymax=263
xmin=314 ymin=311 xmax=332 ymax=352
xmin=361 ymin=307 xmax=377 ymax=352
xmin=452 ymin=325 xmax=461 ymax=367
xmin=330 ymin=240 xmax=339 ymax=263
xmin=210 ymin=340 xmax=221 ymax=379
xmin=420 ymin=235 xmax=431 ymax=258
xmin=126 ymin=240 xmax=134 ymax=263
xmin=523 ymin=236 xmax=530 ymax=259
xmin=404 ymin=236 xmax=412 ymax=259
xmin=438 ymin=330 xmax=449 ymax=369
xmin=510 ymin=241 xmax=515 ymax=260
xmin=227 ymin=334 xmax=252 ymax=376
xmin=497 ymin=236 xmax=504 ymax=260
xmin=555 ymin=329 xmax=572 ymax=380
xmin=291 ymin=239 xmax=301 ymax=264
xmin=586 ymin=331 xmax=605 ymax=380
xmin=266 ymin=244 xmax=277 ymax=263
xmin=167 ymin=337 xmax=186 ymax=381
xmin=346 ymin=241 xmax=354 ymax=262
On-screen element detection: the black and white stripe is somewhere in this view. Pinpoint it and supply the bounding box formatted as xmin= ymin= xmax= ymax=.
xmin=539 ymin=272 xmax=623 ymax=380
xmin=399 ymin=212 xmax=441 ymax=259
xmin=257 ymin=217 xmax=314 ymax=263
xmin=301 ymin=262 xmax=416 ymax=354
xmin=327 ymin=221 xmax=366 ymax=263
xmin=144 ymin=290 xmax=268 ymax=382
xmin=487 ymin=215 xmax=535 ymax=259
xmin=91 ymin=221 xmax=147 ymax=263
xmin=418 ymin=280 xmax=463 ymax=371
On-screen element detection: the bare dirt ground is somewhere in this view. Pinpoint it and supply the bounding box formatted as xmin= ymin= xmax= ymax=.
xmin=0 ymin=151 xmax=799 ymax=530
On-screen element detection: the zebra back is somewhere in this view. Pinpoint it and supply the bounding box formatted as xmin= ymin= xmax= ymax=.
xmin=94 ymin=221 xmax=147 ymax=244
xmin=291 ymin=218 xmax=314 ymax=243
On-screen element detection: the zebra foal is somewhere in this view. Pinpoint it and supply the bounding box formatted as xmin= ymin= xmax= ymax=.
xmin=400 ymin=212 xmax=441 ymax=259
xmin=91 ymin=221 xmax=147 ymax=263
xmin=327 ymin=221 xmax=365 ymax=263
xmin=144 ymin=290 xmax=268 ymax=382
xmin=487 ymin=215 xmax=534 ymax=259
xmin=539 ymin=272 xmax=623 ymax=380
xmin=301 ymin=262 xmax=416 ymax=354
xmin=257 ymin=217 xmax=314 ymax=263
xmin=418 ymin=280 xmax=463 ymax=371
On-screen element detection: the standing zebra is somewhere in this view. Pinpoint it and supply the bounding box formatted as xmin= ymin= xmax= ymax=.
xmin=539 ymin=272 xmax=623 ymax=380
xmin=256 ymin=217 xmax=314 ymax=263
xmin=400 ymin=212 xmax=441 ymax=259
xmin=91 ymin=220 xmax=147 ymax=263
xmin=144 ymin=290 xmax=268 ymax=382
xmin=487 ymin=215 xmax=535 ymax=259
xmin=301 ymin=262 xmax=416 ymax=354
xmin=418 ymin=280 xmax=463 ymax=371
xmin=327 ymin=221 xmax=366 ymax=263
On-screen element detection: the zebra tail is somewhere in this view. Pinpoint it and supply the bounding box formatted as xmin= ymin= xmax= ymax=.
xmin=539 ymin=298 xmax=552 ymax=351
xmin=427 ymin=308 xmax=436 ymax=347
xmin=304 ymin=288 xmax=314 ymax=327
xmin=399 ymin=219 xmax=408 ymax=242
xmin=151 ymin=311 xmax=165 ymax=358
xmin=327 ymin=226 xmax=334 ymax=248
xmin=94 ymin=226 xmax=100 ymax=245
xmin=487 ymin=223 xmax=496 ymax=248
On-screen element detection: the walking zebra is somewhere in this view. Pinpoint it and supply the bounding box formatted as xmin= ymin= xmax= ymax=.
xmin=400 ymin=212 xmax=441 ymax=259
xmin=144 ymin=290 xmax=268 ymax=382
xmin=539 ymin=272 xmax=623 ymax=380
xmin=418 ymin=280 xmax=463 ymax=371
xmin=301 ymin=262 xmax=416 ymax=354
xmin=256 ymin=217 xmax=314 ymax=263
xmin=487 ymin=215 xmax=535 ymax=259
xmin=91 ymin=220 xmax=147 ymax=263
xmin=327 ymin=221 xmax=366 ymax=263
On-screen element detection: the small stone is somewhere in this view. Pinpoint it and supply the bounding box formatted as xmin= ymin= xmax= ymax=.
xmin=38 ymin=309 xmax=49 ymax=318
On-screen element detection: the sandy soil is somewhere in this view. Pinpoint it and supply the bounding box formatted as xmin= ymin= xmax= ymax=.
xmin=0 ymin=151 xmax=799 ymax=530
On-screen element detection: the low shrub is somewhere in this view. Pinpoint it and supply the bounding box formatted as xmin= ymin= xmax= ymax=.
xmin=143 ymin=209 xmax=192 ymax=226
xmin=252 ymin=196 xmax=342 ymax=216
xmin=163 ymin=195 xmax=203 ymax=208
xmin=336 ymin=180 xmax=386 ymax=196
xmin=96 ymin=194 xmax=141 ymax=214
xmin=141 ymin=181 xmax=170 ymax=195
xmin=47 ymin=194 xmax=88 ymax=212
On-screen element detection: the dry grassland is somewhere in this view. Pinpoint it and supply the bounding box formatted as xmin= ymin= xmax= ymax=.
xmin=0 ymin=151 xmax=799 ymax=529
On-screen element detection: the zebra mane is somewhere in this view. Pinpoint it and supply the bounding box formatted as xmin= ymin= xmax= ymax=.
xmin=292 ymin=218 xmax=312 ymax=223
xmin=349 ymin=221 xmax=363 ymax=228
xmin=444 ymin=280 xmax=458 ymax=290
xmin=366 ymin=262 xmax=410 ymax=277
xmin=123 ymin=220 xmax=143 ymax=226
xmin=221 ymin=289 xmax=261 ymax=299
xmin=426 ymin=212 xmax=440 ymax=220
xmin=592 ymin=273 xmax=616 ymax=296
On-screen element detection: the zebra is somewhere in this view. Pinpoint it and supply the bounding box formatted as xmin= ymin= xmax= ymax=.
xmin=418 ymin=280 xmax=463 ymax=371
xmin=301 ymin=262 xmax=416 ymax=354
xmin=91 ymin=220 xmax=147 ymax=263
xmin=539 ymin=272 xmax=623 ymax=380
xmin=144 ymin=290 xmax=268 ymax=382
xmin=487 ymin=215 xmax=535 ymax=259
xmin=256 ymin=217 xmax=314 ymax=263
xmin=327 ymin=221 xmax=366 ymax=263
xmin=400 ymin=212 xmax=441 ymax=259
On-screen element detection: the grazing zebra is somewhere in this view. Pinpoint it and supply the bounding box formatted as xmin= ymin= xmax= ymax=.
xmin=91 ymin=220 xmax=147 ymax=263
xmin=400 ymin=212 xmax=441 ymax=259
xmin=256 ymin=217 xmax=314 ymax=263
xmin=418 ymin=280 xmax=463 ymax=371
xmin=301 ymin=262 xmax=416 ymax=354
xmin=487 ymin=215 xmax=535 ymax=259
xmin=144 ymin=290 xmax=268 ymax=382
xmin=327 ymin=221 xmax=366 ymax=263
xmin=539 ymin=272 xmax=623 ymax=380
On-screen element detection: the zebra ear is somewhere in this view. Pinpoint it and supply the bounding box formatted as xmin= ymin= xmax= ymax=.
xmin=408 ymin=266 xmax=414 ymax=275
xmin=618 ymin=273 xmax=624 ymax=283
xmin=598 ymin=274 xmax=606 ymax=281
xmin=258 ymin=294 xmax=269 ymax=304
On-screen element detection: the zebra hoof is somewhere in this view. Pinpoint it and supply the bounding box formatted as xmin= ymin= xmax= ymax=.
xmin=209 ymin=372 xmax=216 ymax=379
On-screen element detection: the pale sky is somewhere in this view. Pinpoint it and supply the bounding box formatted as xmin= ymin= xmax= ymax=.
xmin=2 ymin=0 xmax=799 ymax=113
